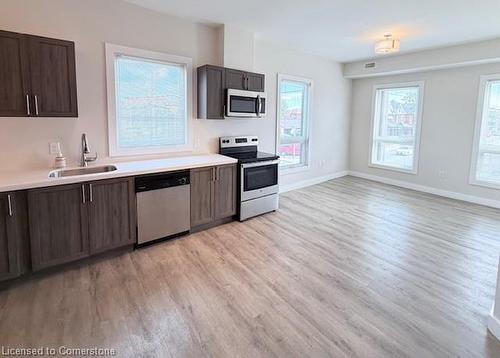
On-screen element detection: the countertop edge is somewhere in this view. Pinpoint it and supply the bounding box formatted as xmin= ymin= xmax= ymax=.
xmin=0 ymin=154 xmax=238 ymax=193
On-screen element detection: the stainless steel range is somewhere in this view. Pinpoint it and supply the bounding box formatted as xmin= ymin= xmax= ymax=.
xmin=219 ymin=136 xmax=279 ymax=221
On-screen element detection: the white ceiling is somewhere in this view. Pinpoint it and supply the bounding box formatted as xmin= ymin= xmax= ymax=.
xmin=125 ymin=0 xmax=500 ymax=62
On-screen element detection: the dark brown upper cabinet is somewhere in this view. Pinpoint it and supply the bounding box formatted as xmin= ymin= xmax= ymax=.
xmin=0 ymin=31 xmax=30 ymax=117
xmin=225 ymin=68 xmax=265 ymax=92
xmin=246 ymin=72 xmax=265 ymax=92
xmin=197 ymin=64 xmax=265 ymax=119
xmin=197 ymin=65 xmax=225 ymax=120
xmin=225 ymin=68 xmax=246 ymax=90
xmin=0 ymin=30 xmax=77 ymax=118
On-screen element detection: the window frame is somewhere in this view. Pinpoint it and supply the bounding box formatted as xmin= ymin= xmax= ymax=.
xmin=470 ymin=73 xmax=500 ymax=190
xmin=275 ymin=73 xmax=313 ymax=173
xmin=105 ymin=43 xmax=193 ymax=157
xmin=368 ymin=81 xmax=425 ymax=174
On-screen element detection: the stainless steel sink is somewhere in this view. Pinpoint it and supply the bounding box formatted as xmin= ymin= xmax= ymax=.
xmin=49 ymin=165 xmax=117 ymax=178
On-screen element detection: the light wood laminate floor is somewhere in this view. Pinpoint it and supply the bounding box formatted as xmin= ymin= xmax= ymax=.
xmin=1 ymin=176 xmax=500 ymax=357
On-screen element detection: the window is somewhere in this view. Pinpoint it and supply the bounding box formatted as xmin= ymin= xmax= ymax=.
xmin=105 ymin=44 xmax=192 ymax=156
xmin=369 ymin=82 xmax=424 ymax=173
xmin=277 ymin=74 xmax=312 ymax=170
xmin=471 ymin=74 xmax=500 ymax=188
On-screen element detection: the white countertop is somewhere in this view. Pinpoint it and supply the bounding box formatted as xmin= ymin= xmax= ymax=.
xmin=0 ymin=154 xmax=237 ymax=193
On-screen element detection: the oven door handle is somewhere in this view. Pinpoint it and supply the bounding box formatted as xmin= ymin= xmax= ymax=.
xmin=241 ymin=159 xmax=279 ymax=169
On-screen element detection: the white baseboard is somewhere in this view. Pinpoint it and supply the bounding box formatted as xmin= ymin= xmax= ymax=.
xmin=279 ymin=171 xmax=349 ymax=193
xmin=489 ymin=309 xmax=500 ymax=341
xmin=348 ymin=171 xmax=500 ymax=210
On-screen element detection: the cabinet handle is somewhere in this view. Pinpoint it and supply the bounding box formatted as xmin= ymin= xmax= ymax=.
xmin=216 ymin=167 xmax=220 ymax=181
xmin=34 ymin=95 xmax=39 ymax=116
xmin=89 ymin=183 xmax=93 ymax=202
xmin=212 ymin=167 xmax=216 ymax=181
xmin=26 ymin=94 xmax=31 ymax=116
xmin=7 ymin=194 xmax=13 ymax=216
xmin=245 ymin=77 xmax=249 ymax=90
xmin=81 ymin=185 xmax=86 ymax=203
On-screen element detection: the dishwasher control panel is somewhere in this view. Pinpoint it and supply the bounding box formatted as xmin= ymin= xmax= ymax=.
xmin=135 ymin=171 xmax=190 ymax=193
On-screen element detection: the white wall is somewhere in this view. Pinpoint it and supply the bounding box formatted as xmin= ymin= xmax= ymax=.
xmin=349 ymin=61 xmax=500 ymax=203
xmin=254 ymin=41 xmax=351 ymax=188
xmin=0 ymin=0 xmax=351 ymax=188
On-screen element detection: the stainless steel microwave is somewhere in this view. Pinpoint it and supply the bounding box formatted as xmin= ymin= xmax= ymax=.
xmin=226 ymin=89 xmax=266 ymax=118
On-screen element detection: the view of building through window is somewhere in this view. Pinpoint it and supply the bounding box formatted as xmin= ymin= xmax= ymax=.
xmin=475 ymin=79 xmax=500 ymax=184
xmin=371 ymin=85 xmax=421 ymax=172
xmin=278 ymin=78 xmax=311 ymax=169
xmin=115 ymin=56 xmax=186 ymax=152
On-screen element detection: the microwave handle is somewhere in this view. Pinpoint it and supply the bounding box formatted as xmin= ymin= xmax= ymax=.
xmin=255 ymin=95 xmax=261 ymax=118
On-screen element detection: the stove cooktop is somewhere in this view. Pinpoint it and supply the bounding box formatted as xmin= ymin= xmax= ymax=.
xmin=223 ymin=151 xmax=279 ymax=164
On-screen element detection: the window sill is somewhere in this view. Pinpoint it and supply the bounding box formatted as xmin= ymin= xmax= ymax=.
xmin=470 ymin=178 xmax=500 ymax=191
xmin=280 ymin=165 xmax=310 ymax=175
xmin=368 ymin=163 xmax=417 ymax=175
xmin=109 ymin=144 xmax=194 ymax=158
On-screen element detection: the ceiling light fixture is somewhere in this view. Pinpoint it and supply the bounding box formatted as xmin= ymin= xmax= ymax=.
xmin=375 ymin=34 xmax=400 ymax=55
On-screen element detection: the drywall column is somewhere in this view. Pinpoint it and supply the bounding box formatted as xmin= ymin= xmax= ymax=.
xmin=489 ymin=256 xmax=500 ymax=341
xmin=221 ymin=24 xmax=255 ymax=71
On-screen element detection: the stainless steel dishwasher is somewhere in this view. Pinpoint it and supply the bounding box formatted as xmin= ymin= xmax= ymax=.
xmin=135 ymin=171 xmax=190 ymax=246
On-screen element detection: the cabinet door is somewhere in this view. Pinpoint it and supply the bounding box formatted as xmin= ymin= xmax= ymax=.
xmin=206 ymin=66 xmax=225 ymax=119
xmin=191 ymin=167 xmax=215 ymax=227
xmin=0 ymin=194 xmax=19 ymax=281
xmin=28 ymin=184 xmax=89 ymax=271
xmin=0 ymin=31 xmax=30 ymax=117
xmin=88 ymin=178 xmax=136 ymax=254
xmin=246 ymin=72 xmax=265 ymax=92
xmin=214 ymin=164 xmax=237 ymax=220
xmin=225 ymin=69 xmax=246 ymax=90
xmin=27 ymin=35 xmax=78 ymax=117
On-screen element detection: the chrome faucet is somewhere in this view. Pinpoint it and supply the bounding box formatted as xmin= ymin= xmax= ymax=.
xmin=81 ymin=133 xmax=97 ymax=167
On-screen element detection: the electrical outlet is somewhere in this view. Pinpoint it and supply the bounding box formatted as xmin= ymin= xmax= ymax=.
xmin=49 ymin=142 xmax=61 ymax=155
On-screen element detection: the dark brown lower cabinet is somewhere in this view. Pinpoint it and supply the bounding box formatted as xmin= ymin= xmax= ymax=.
xmin=190 ymin=167 xmax=215 ymax=227
xmin=214 ymin=164 xmax=237 ymax=220
xmin=28 ymin=184 xmax=89 ymax=271
xmin=191 ymin=164 xmax=237 ymax=229
xmin=0 ymin=193 xmax=21 ymax=280
xmin=88 ymin=178 xmax=135 ymax=254
xmin=28 ymin=178 xmax=135 ymax=271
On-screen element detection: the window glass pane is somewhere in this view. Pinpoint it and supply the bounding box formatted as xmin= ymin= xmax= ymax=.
xmin=477 ymin=152 xmax=500 ymax=182
xmin=373 ymin=142 xmax=415 ymax=169
xmin=115 ymin=56 xmax=186 ymax=150
xmin=278 ymin=143 xmax=303 ymax=168
xmin=476 ymin=80 xmax=500 ymax=184
xmin=278 ymin=79 xmax=310 ymax=169
xmin=371 ymin=86 xmax=420 ymax=171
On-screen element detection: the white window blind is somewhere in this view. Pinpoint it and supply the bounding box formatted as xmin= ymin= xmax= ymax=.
xmin=106 ymin=44 xmax=192 ymax=156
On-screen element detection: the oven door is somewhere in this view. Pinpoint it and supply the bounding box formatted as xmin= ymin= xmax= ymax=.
xmin=241 ymin=160 xmax=279 ymax=201
xmin=226 ymin=89 xmax=266 ymax=118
